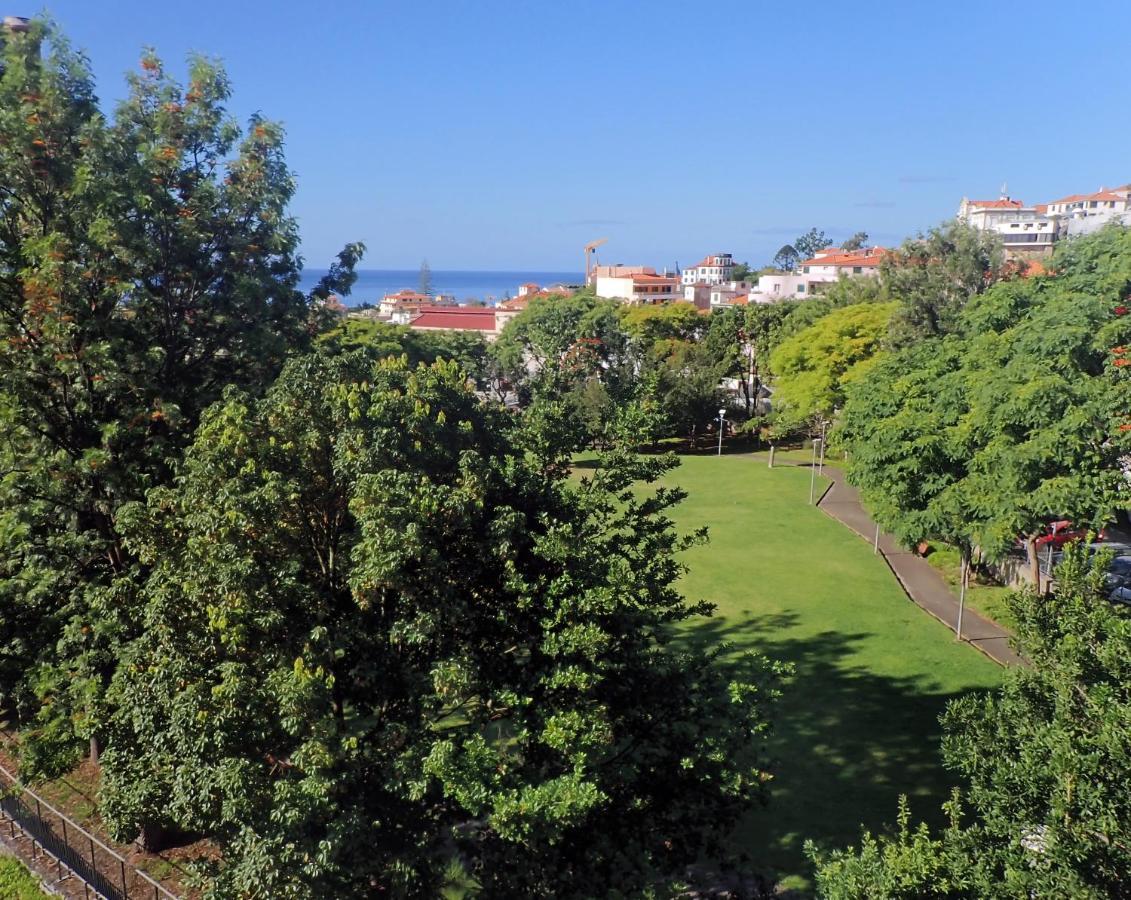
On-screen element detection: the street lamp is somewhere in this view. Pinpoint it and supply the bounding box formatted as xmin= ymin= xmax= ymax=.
xmin=809 ymin=437 xmax=822 ymax=504
xmin=716 ymin=409 xmax=726 ymax=457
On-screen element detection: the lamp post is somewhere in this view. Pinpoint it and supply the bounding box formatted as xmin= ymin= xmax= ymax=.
xmin=817 ymin=418 xmax=828 ymax=475
xmin=809 ymin=437 xmax=822 ymax=504
xmin=716 ymin=409 xmax=726 ymax=457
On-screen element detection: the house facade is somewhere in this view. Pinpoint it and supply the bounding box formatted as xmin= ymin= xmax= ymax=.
xmin=681 ymin=253 xmax=735 ymax=286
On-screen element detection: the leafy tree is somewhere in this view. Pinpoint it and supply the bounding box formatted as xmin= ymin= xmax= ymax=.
xmin=730 ymin=261 xmax=754 ymax=281
xmin=101 ymin=351 xmax=785 ymax=897
xmin=793 ymin=228 xmax=834 ymax=261
xmin=769 ymin=302 xmax=897 ymax=433
xmin=809 ymin=547 xmax=1131 ymax=898
xmin=773 ymin=244 xmax=799 ymax=272
xmin=418 ymin=258 xmax=433 ymax=296
xmin=882 ymin=220 xmax=1004 ymax=344
xmin=0 ymin=21 xmax=362 ymax=773
xmin=841 ymin=231 xmax=870 ymax=252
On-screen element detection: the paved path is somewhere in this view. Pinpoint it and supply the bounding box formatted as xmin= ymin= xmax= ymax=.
xmin=811 ymin=464 xmax=1025 ymax=668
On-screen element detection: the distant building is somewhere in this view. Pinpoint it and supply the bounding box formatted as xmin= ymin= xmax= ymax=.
xmin=957 ymin=195 xmax=1056 ymax=257
xmin=681 ymin=253 xmax=735 ymax=286
xmin=708 ymin=281 xmax=754 ymax=308
xmin=408 ymin=308 xmax=504 ymax=340
xmin=595 ymin=270 xmax=681 ymax=304
xmin=683 ymin=283 xmax=712 ymax=310
xmin=798 ymin=246 xmax=886 ymax=280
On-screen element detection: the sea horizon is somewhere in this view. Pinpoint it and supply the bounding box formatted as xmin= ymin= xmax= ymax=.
xmin=298 ymin=268 xmax=585 ymax=306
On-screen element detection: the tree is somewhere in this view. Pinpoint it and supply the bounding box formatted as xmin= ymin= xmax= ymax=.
xmin=882 ymin=220 xmax=1004 ymax=344
xmin=418 ymin=258 xmax=433 ymax=296
xmin=100 ymin=351 xmax=785 ymax=897
xmin=839 ymin=336 xmax=974 ymax=560
xmin=730 ymin=261 xmax=754 ymax=281
xmin=773 ymin=244 xmax=799 ymax=272
xmin=793 ymin=228 xmax=834 ymax=261
xmin=809 ymin=547 xmax=1131 ymax=898
xmin=841 ymin=231 xmax=869 ymax=252
xmin=769 ymin=302 xmax=897 ymax=433
xmin=839 ymin=225 xmax=1131 ymax=584
xmin=0 ymin=21 xmax=363 ymax=774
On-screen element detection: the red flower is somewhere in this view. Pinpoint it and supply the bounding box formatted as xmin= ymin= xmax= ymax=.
xmin=1115 ymin=306 xmax=1129 ymax=316
xmin=1114 ymin=358 xmax=1131 ymax=367
xmin=1114 ymin=346 xmax=1128 ymax=356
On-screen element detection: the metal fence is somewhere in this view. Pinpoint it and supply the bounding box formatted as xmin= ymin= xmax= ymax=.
xmin=0 ymin=762 xmax=180 ymax=900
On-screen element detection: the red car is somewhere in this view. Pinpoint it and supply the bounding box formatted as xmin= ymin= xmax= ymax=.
xmin=1031 ymin=520 xmax=1106 ymax=549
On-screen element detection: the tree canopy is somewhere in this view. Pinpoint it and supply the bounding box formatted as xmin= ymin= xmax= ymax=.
xmin=100 ymin=351 xmax=785 ymax=897
xmin=0 ymin=21 xmax=363 ymax=772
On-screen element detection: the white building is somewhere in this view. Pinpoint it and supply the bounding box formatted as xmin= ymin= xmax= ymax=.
xmin=709 ymin=281 xmax=754 ymax=308
xmin=595 ymin=270 xmax=682 ymax=304
xmin=957 ymin=196 xmax=1056 ymax=257
xmin=798 ymin=246 xmax=886 ymax=279
xmin=681 ymin=253 xmax=735 ymax=286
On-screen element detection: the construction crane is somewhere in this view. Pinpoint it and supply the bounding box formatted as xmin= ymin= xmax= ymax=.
xmin=584 ymin=238 xmax=608 ymax=285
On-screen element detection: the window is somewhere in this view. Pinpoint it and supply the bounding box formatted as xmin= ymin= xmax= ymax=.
xmin=797 ymin=284 xmax=805 ymax=293
xmin=853 ymin=266 xmax=862 ymax=274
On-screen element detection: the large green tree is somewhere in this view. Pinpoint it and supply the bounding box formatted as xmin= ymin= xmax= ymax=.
xmin=809 ymin=547 xmax=1131 ymax=899
xmin=101 ymin=352 xmax=784 ymax=897
xmin=768 ymin=302 xmax=897 ymax=434
xmin=882 ymin=220 xmax=1004 ymax=344
xmin=0 ymin=21 xmax=361 ymax=772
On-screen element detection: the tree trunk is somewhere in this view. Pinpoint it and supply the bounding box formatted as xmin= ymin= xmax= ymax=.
xmin=1025 ymin=534 xmax=1041 ymax=588
xmin=89 ymin=735 xmax=100 ymax=766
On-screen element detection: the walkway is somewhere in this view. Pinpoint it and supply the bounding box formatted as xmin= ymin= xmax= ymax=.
xmin=815 ymin=465 xmax=1025 ymax=668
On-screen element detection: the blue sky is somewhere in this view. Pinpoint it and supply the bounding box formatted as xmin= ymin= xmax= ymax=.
xmin=37 ymin=0 xmax=1131 ymax=271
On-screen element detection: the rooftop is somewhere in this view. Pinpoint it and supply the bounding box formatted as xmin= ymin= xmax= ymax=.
xmin=411 ymin=309 xmax=498 ymax=331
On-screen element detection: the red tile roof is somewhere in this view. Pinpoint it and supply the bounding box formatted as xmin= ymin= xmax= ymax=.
xmin=411 ymin=309 xmax=497 ymax=331
xmin=630 ymin=273 xmax=679 ymax=284
xmin=800 ymin=247 xmax=887 ymax=268
xmin=690 ymin=255 xmax=733 ymax=269
xmin=1047 ymin=190 xmax=1125 ymax=206
xmin=968 ymin=199 xmax=1024 ymax=209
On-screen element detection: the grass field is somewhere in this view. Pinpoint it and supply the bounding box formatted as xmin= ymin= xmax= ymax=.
xmin=651 ymin=453 xmax=1003 ymax=891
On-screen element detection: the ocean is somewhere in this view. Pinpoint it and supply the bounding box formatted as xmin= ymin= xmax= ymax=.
xmin=297 ymin=269 xmax=584 ymax=306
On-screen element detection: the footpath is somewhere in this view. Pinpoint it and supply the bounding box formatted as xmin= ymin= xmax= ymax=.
xmin=810 ymin=463 xmax=1025 ymax=668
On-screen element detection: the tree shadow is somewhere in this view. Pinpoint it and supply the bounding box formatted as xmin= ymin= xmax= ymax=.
xmin=674 ymin=610 xmax=987 ymax=889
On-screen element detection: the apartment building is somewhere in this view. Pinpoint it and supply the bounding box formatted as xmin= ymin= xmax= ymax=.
xmin=681 ymin=253 xmax=735 ymax=286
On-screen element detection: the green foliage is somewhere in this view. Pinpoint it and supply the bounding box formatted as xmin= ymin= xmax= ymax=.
xmin=841 ymin=231 xmax=869 ymax=252
xmin=773 ymin=244 xmax=799 ymax=271
xmin=883 ymin=220 xmax=1004 ymax=343
xmin=841 ymin=225 xmax=1131 ymax=569
xmin=0 ymin=857 xmax=52 ymax=900
xmin=100 ymin=351 xmax=784 ymax=897
xmin=0 ymin=19 xmax=362 ymax=772
xmin=793 ymin=228 xmax=834 ymax=261
xmin=810 ymin=547 xmax=1131 ymax=898
xmin=769 ymin=302 xmax=897 ymax=432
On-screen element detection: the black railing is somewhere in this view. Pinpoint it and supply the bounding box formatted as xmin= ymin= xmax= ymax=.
xmin=0 ymin=762 xmax=179 ymax=900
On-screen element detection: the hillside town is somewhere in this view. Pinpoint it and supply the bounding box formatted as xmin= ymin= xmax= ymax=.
xmin=347 ymin=180 xmax=1130 ymax=342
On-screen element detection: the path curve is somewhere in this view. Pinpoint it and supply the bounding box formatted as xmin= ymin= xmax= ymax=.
xmin=813 ymin=465 xmax=1025 ymax=667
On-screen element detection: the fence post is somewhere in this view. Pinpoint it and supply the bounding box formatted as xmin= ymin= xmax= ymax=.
xmin=121 ymin=858 xmax=128 ymax=898
xmin=33 ymin=798 xmax=41 ymax=859
xmin=89 ymin=835 xmax=96 ymax=878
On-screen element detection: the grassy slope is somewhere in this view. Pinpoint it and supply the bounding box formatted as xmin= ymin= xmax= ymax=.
xmin=657 ymin=454 xmax=1003 ymax=890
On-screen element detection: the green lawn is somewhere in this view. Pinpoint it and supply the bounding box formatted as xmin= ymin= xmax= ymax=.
xmin=654 ymin=454 xmax=1003 ymax=891
xmin=0 ymin=858 xmax=52 ymax=900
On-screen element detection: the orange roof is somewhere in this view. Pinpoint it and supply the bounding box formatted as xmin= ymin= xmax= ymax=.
xmin=630 ymin=273 xmax=679 ymax=284
xmin=968 ymin=199 xmax=1023 ymax=209
xmin=1034 ymin=203 xmax=1048 ymax=214
xmin=690 ymin=255 xmax=733 ymax=268
xmin=800 ymin=247 xmax=887 ymax=268
xmin=1047 ymin=190 xmax=1124 ymax=206
xmin=411 ymin=309 xmax=497 ymax=331
xmin=731 ymin=294 xmax=750 ymax=305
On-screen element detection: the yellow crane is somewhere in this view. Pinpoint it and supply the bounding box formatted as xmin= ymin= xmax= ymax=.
xmin=584 ymin=238 xmax=608 ymax=285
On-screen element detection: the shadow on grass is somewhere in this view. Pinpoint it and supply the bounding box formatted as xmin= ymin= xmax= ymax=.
xmin=675 ymin=610 xmax=986 ymax=889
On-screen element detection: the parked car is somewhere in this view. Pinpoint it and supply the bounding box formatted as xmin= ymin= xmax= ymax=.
xmin=1041 ymin=543 xmax=1131 ymax=577
xmin=1109 ymin=584 xmax=1131 ymax=605
xmin=1106 ymin=556 xmax=1131 ymax=590
xmin=1028 ymin=520 xmax=1107 ymax=550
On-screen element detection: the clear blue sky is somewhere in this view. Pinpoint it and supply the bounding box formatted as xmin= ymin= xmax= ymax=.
xmin=35 ymin=0 xmax=1131 ymax=271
